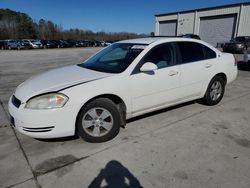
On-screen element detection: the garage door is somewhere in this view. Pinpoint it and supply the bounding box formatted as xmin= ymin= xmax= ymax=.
xmin=159 ymin=20 xmax=177 ymax=36
xmin=199 ymin=14 xmax=237 ymax=47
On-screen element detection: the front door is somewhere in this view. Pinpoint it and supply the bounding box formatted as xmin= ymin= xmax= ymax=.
xmin=129 ymin=43 xmax=181 ymax=115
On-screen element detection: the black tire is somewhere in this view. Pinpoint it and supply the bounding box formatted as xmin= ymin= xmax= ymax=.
xmin=202 ymin=76 xmax=226 ymax=106
xmin=77 ymin=98 xmax=121 ymax=143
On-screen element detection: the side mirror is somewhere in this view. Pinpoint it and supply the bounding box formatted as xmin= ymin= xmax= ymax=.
xmin=140 ymin=62 xmax=158 ymax=72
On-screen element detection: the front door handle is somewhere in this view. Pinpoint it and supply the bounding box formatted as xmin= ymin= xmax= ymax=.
xmin=169 ymin=71 xmax=178 ymax=76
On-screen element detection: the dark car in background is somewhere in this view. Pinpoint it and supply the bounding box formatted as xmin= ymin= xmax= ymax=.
xmin=0 ymin=40 xmax=7 ymax=49
xmin=179 ymin=34 xmax=201 ymax=40
xmin=50 ymin=40 xmax=70 ymax=48
xmin=66 ymin=40 xmax=78 ymax=47
xmin=40 ymin=40 xmax=57 ymax=48
xmin=223 ymin=36 xmax=250 ymax=54
xmin=77 ymin=40 xmax=89 ymax=47
xmin=94 ymin=41 xmax=102 ymax=47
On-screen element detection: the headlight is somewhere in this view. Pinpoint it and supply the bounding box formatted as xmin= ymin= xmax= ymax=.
xmin=237 ymin=44 xmax=244 ymax=48
xmin=25 ymin=93 xmax=68 ymax=109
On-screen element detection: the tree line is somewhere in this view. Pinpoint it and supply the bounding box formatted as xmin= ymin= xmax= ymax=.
xmin=0 ymin=9 xmax=147 ymax=41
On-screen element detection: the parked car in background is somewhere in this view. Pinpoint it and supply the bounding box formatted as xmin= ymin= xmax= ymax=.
xmin=50 ymin=40 xmax=68 ymax=48
xmin=0 ymin=40 xmax=7 ymax=49
xmin=18 ymin=40 xmax=31 ymax=49
xmin=5 ymin=39 xmax=30 ymax=50
xmin=100 ymin=41 xmax=113 ymax=46
xmin=5 ymin=39 xmax=19 ymax=49
xmin=223 ymin=36 xmax=250 ymax=54
xmin=8 ymin=37 xmax=237 ymax=142
xmin=66 ymin=40 xmax=78 ymax=47
xmin=78 ymin=40 xmax=89 ymax=47
xmin=180 ymin=34 xmax=201 ymax=40
xmin=40 ymin=40 xmax=57 ymax=48
xmin=244 ymin=49 xmax=250 ymax=63
xmin=23 ymin=39 xmax=42 ymax=49
xmin=94 ymin=41 xmax=102 ymax=47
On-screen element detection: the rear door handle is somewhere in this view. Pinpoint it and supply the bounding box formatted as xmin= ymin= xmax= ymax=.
xmin=169 ymin=71 xmax=178 ymax=76
xmin=205 ymin=63 xmax=212 ymax=68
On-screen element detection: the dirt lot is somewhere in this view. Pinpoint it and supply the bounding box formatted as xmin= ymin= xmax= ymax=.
xmin=0 ymin=48 xmax=250 ymax=188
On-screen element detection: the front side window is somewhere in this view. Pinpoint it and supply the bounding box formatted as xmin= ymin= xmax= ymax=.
xmin=177 ymin=42 xmax=204 ymax=63
xmin=78 ymin=43 xmax=147 ymax=73
xmin=143 ymin=43 xmax=176 ymax=69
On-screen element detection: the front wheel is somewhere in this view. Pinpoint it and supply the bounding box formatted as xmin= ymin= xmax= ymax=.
xmin=77 ymin=98 xmax=121 ymax=143
xmin=202 ymin=76 xmax=225 ymax=106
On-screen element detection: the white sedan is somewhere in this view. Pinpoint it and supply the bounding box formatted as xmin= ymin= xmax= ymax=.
xmin=8 ymin=37 xmax=238 ymax=142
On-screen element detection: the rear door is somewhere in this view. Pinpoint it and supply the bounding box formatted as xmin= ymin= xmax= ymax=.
xmin=176 ymin=42 xmax=217 ymax=99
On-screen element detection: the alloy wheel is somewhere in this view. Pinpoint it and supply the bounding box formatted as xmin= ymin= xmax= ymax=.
xmin=82 ymin=107 xmax=114 ymax=137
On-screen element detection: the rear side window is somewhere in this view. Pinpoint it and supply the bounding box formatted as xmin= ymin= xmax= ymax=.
xmin=177 ymin=42 xmax=204 ymax=63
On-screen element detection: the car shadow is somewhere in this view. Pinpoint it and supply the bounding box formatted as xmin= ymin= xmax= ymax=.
xmin=237 ymin=61 xmax=250 ymax=71
xmin=88 ymin=160 xmax=143 ymax=188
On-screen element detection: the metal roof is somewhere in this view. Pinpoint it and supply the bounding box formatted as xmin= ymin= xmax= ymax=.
xmin=155 ymin=2 xmax=250 ymax=17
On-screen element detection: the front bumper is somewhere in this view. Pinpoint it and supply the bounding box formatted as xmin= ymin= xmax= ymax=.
xmin=8 ymin=96 xmax=78 ymax=139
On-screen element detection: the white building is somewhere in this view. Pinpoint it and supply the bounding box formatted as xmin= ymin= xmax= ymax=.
xmin=155 ymin=2 xmax=250 ymax=47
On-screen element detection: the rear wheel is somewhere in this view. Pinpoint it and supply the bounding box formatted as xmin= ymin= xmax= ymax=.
xmin=202 ymin=76 xmax=225 ymax=106
xmin=77 ymin=98 xmax=121 ymax=143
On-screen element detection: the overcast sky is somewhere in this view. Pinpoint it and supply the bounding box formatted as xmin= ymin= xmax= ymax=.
xmin=0 ymin=0 xmax=248 ymax=33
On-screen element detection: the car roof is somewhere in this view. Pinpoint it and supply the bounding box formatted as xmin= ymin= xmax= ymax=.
xmin=118 ymin=37 xmax=201 ymax=45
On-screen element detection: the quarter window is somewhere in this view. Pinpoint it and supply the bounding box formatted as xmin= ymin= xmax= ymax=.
xmin=203 ymin=45 xmax=216 ymax=59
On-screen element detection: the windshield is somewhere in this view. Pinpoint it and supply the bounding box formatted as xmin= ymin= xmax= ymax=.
xmin=78 ymin=43 xmax=147 ymax=73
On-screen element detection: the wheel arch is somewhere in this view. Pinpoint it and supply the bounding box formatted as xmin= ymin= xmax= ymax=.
xmin=202 ymin=72 xmax=227 ymax=98
xmin=75 ymin=94 xmax=127 ymax=134
xmin=215 ymin=72 xmax=227 ymax=84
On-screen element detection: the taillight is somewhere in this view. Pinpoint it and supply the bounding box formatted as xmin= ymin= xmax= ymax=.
xmin=233 ymin=55 xmax=237 ymax=66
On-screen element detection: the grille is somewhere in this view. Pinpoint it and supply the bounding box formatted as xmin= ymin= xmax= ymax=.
xmin=12 ymin=95 xmax=21 ymax=108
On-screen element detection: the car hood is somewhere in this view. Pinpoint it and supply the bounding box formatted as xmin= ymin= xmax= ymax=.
xmin=14 ymin=65 xmax=113 ymax=102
